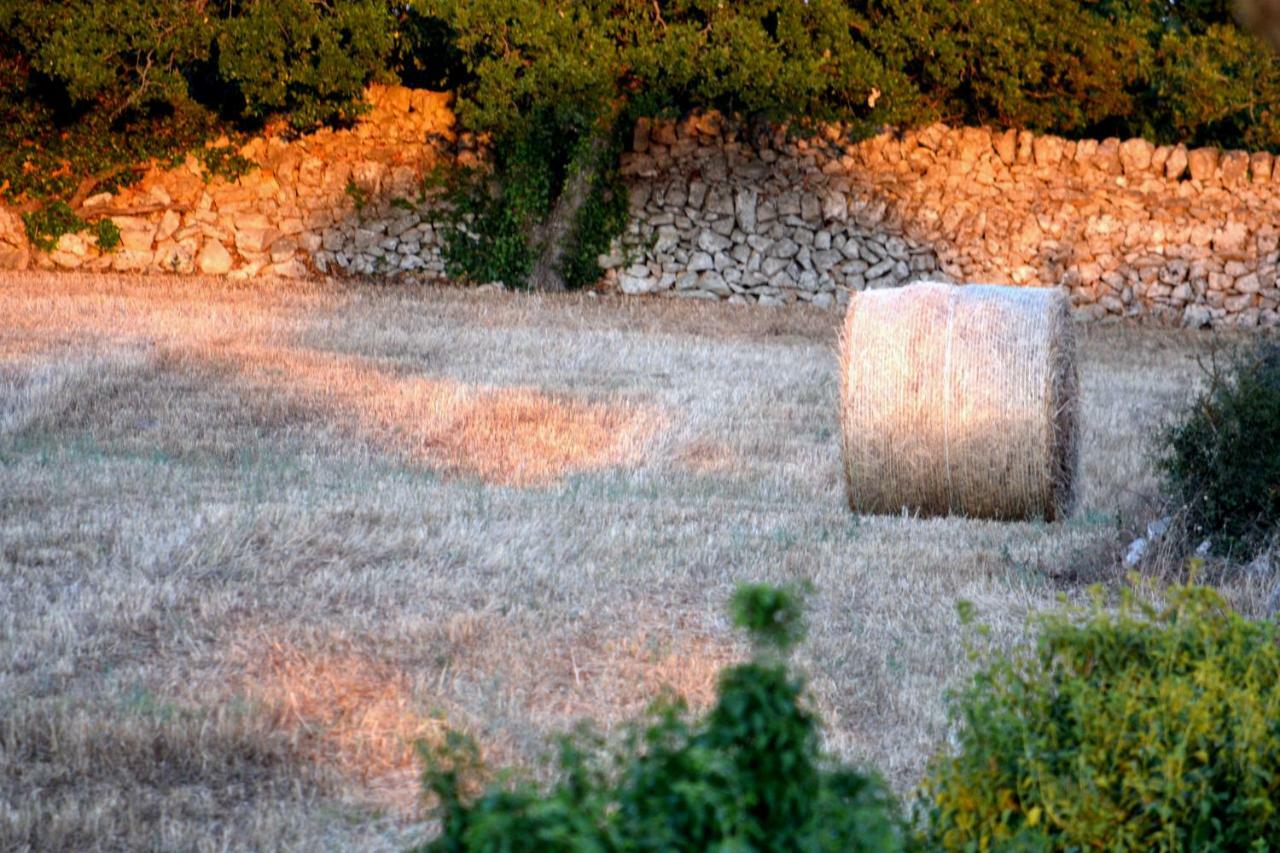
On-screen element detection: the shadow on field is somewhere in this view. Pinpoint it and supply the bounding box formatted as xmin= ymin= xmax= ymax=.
xmin=1 ymin=281 xmax=664 ymax=486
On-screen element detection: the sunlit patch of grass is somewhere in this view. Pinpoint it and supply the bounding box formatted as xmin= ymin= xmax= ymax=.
xmin=228 ymin=638 xmax=446 ymax=803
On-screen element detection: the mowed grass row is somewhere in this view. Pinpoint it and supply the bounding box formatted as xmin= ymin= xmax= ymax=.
xmin=1 ymin=273 xmax=1205 ymax=850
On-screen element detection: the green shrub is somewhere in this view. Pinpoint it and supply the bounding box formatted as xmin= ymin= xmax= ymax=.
xmin=422 ymin=0 xmax=909 ymax=289
xmin=344 ymin=179 xmax=370 ymax=212
xmin=1160 ymin=339 xmax=1280 ymax=560
xmin=437 ymin=107 xmax=626 ymax=289
xmin=921 ymin=586 xmax=1280 ymax=850
xmin=94 ymin=217 xmax=120 ymax=252
xmin=21 ymin=201 xmax=87 ymax=251
xmin=21 ymin=201 xmax=120 ymax=252
xmin=414 ymin=584 xmax=906 ymax=851
xmin=193 ymin=144 xmax=253 ymax=184
xmin=560 ymin=157 xmax=629 ymax=291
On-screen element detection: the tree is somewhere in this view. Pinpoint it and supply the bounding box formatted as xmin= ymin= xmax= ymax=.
xmin=0 ymin=0 xmax=395 ymax=247
xmin=416 ymin=0 xmax=908 ymax=291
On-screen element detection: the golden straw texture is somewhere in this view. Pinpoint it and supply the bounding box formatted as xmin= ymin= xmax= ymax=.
xmin=839 ymin=282 xmax=1079 ymax=521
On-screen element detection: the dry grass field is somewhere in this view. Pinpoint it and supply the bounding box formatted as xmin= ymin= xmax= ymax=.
xmin=0 ymin=272 xmax=1219 ymax=850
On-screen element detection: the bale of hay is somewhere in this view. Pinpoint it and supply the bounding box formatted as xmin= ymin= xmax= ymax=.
xmin=839 ymin=282 xmax=1079 ymax=521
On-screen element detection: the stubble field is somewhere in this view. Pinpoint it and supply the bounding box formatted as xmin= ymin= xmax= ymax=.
xmin=0 ymin=272 xmax=1212 ymax=850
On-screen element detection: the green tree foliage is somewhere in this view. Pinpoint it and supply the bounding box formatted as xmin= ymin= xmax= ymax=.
xmin=856 ymin=0 xmax=1280 ymax=148
xmin=857 ymin=0 xmax=1146 ymax=135
xmin=922 ymin=586 xmax=1280 ymax=849
xmin=417 ymin=0 xmax=1280 ymax=289
xmin=7 ymin=0 xmax=1280 ymax=287
xmin=414 ymin=584 xmax=906 ymax=851
xmin=420 ymin=0 xmax=906 ymax=290
xmin=0 ymin=0 xmax=394 ymax=220
xmin=217 ymin=0 xmax=394 ymax=129
xmin=1160 ymin=339 xmax=1280 ymax=559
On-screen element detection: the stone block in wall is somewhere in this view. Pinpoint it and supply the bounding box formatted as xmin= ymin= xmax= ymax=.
xmin=1073 ymin=138 xmax=1098 ymax=168
xmin=156 ymin=209 xmax=181 ymax=243
xmin=1094 ymin=138 xmax=1122 ymax=175
xmin=993 ymin=128 xmax=1017 ymax=166
xmin=1225 ymin=292 xmax=1255 ymax=312
xmin=112 ymin=249 xmax=153 ymax=272
xmin=1250 ymin=151 xmax=1274 ymax=183
xmin=1187 ymin=147 xmax=1219 ymax=182
xmin=956 ymin=127 xmax=991 ymax=164
xmin=298 ymin=156 xmax=325 ymax=187
xmin=1212 ymin=221 xmax=1249 ymax=255
xmin=235 ymin=222 xmax=280 ymax=255
xmin=1150 ymin=145 xmax=1171 ymax=175
xmin=1033 ymin=135 xmax=1065 ymax=167
xmin=155 ymin=240 xmax=196 ymax=274
xmin=1220 ymin=151 xmax=1249 ymax=186
xmin=707 ymin=187 xmax=734 ymax=217
xmin=1236 ymin=273 xmax=1262 ymax=293
xmin=1165 ymin=144 xmax=1188 ymax=179
xmin=50 ymin=232 xmax=89 ymax=268
xmin=1016 ymin=130 xmax=1035 ymax=164
xmin=632 ymin=117 xmax=650 ymax=153
xmin=1119 ymin=138 xmax=1154 ymax=175
xmin=350 ymin=161 xmax=386 ymax=195
xmin=112 ymin=216 xmax=157 ymax=252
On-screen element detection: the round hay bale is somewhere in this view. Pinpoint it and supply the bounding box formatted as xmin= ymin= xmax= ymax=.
xmin=839 ymin=282 xmax=1079 ymax=521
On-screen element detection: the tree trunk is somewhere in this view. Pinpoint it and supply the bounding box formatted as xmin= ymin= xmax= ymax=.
xmin=526 ymin=133 xmax=610 ymax=292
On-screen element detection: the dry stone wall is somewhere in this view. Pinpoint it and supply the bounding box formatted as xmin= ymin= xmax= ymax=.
xmin=5 ymin=85 xmax=1280 ymax=328
xmin=606 ymin=115 xmax=1280 ymax=327
xmin=0 ymin=85 xmax=463 ymax=283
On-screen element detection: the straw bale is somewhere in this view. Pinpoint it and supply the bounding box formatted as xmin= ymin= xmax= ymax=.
xmin=839 ymin=282 xmax=1078 ymax=521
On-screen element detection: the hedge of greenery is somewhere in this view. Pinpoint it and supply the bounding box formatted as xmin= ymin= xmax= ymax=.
xmin=1161 ymin=338 xmax=1280 ymax=560
xmin=416 ymin=583 xmax=1280 ymax=850
xmin=5 ymin=1 xmax=1280 ymax=286
xmin=922 ymin=586 xmax=1280 ymax=849
xmin=0 ymin=1 xmax=391 ymax=206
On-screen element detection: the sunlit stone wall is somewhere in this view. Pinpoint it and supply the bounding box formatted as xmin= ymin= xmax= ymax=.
xmin=6 ymin=85 xmax=1280 ymax=327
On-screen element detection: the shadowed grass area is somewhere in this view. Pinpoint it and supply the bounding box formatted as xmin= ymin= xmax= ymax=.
xmin=0 ymin=272 xmax=1219 ymax=850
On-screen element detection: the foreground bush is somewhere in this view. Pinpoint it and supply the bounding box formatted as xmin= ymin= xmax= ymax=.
xmin=1160 ymin=338 xmax=1280 ymax=560
xmin=922 ymin=587 xmax=1280 ymax=849
xmin=414 ymin=584 xmax=905 ymax=852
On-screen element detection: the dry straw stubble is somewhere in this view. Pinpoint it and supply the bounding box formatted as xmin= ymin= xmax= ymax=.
xmin=839 ymin=282 xmax=1079 ymax=521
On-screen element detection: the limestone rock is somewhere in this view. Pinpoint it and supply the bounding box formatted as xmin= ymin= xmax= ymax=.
xmin=1251 ymin=151 xmax=1274 ymax=183
xmin=1220 ymin=150 xmax=1250 ymax=186
xmin=112 ymin=216 xmax=157 ymax=252
xmin=1236 ymin=272 xmax=1262 ymax=294
xmin=993 ymin=128 xmax=1017 ymax=166
xmin=1187 ymin=147 xmax=1219 ymax=182
xmin=821 ymin=191 xmax=848 ymax=223
xmin=1032 ymin=135 xmax=1064 ymax=167
xmin=50 ymin=232 xmax=89 ymax=268
xmin=1119 ymin=138 xmax=1154 ymax=175
xmin=734 ymin=187 xmax=758 ymax=233
xmin=1093 ymin=138 xmax=1122 ymax=175
xmin=956 ymin=127 xmax=991 ymax=163
xmin=196 ymin=239 xmax=233 ymax=275
xmin=112 ymin=249 xmax=153 ymax=272
xmin=698 ymin=271 xmax=732 ymax=296
xmin=1213 ymin=221 xmax=1249 ymax=255
xmin=770 ymin=238 xmax=800 ymax=259
xmin=155 ymin=240 xmax=196 ymax=274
